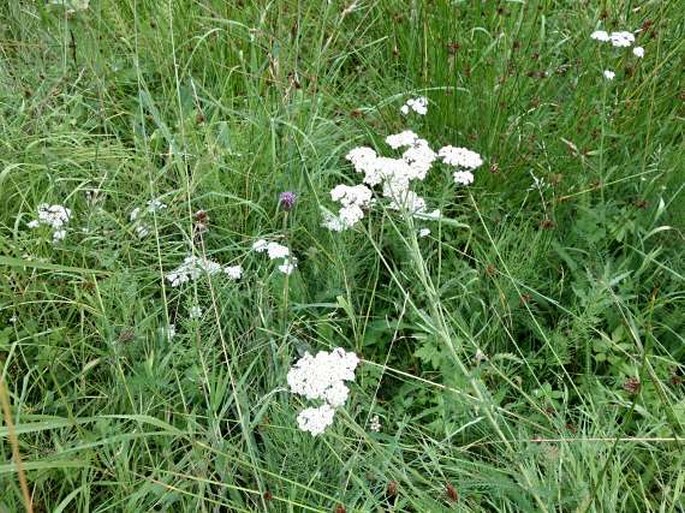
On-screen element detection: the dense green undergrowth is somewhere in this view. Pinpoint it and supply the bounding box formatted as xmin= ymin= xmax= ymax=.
xmin=1 ymin=1 xmax=683 ymax=512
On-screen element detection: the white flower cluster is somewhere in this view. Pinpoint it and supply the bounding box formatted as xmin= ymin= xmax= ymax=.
xmin=27 ymin=203 xmax=72 ymax=243
xmin=48 ymin=0 xmax=90 ymax=13
xmin=130 ymin=199 xmax=167 ymax=238
xmin=252 ymin=239 xmax=297 ymax=275
xmin=296 ymin=404 xmax=336 ymax=437
xmin=165 ymin=255 xmax=243 ymax=287
xmin=591 ymin=30 xmax=636 ymax=48
xmin=321 ymin=184 xmax=374 ymax=232
xmin=224 ymin=265 xmax=243 ymax=280
xmin=591 ymin=29 xmax=644 ymax=79
xmin=369 ymin=414 xmax=381 ymax=433
xmin=323 ymin=104 xmax=484 ymax=232
xmin=438 ymin=145 xmax=484 ymax=186
xmin=287 ymin=347 xmax=360 ymax=436
xmin=400 ymin=96 xmax=428 ymax=116
xmin=437 ymin=145 xmax=483 ymax=170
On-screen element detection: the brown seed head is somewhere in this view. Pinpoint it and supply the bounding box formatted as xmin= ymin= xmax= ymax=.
xmin=445 ymin=483 xmax=459 ymax=503
xmin=623 ymin=377 xmax=641 ymax=395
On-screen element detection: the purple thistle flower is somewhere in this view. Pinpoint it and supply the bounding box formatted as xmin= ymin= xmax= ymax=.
xmin=279 ymin=191 xmax=297 ymax=211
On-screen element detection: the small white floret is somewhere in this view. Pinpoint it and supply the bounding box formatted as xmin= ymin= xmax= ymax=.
xmin=369 ymin=414 xmax=381 ymax=433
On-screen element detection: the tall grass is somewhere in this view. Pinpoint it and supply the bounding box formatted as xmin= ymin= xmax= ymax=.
xmin=1 ymin=1 xmax=683 ymax=511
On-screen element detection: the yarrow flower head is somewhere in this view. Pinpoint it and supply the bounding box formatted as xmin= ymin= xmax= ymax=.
xmin=452 ymin=170 xmax=475 ymax=186
xmin=321 ymin=209 xmax=345 ymax=232
xmin=287 ymin=347 xmax=359 ymax=407
xmin=345 ymin=147 xmax=378 ymax=174
xmin=252 ymin=239 xmax=297 ymax=275
xmin=253 ymin=239 xmax=289 ymax=259
xmin=266 ymin=242 xmax=289 ymax=260
xmin=603 ymin=69 xmax=616 ymax=81
xmin=385 ymin=130 xmax=420 ymax=149
xmin=632 ymin=46 xmax=644 ymax=58
xmin=252 ymin=239 xmax=268 ymax=252
xmin=166 ymin=255 xmax=241 ymax=287
xmin=321 ymin=184 xmax=374 ymax=231
xmin=224 ymin=265 xmax=243 ymax=280
xmin=33 ymin=203 xmax=71 ymax=229
xmin=328 ymin=109 xmax=482 ymax=231
xmin=609 ymin=31 xmax=635 ymax=48
xmin=331 ymin=136 xmax=442 ymax=230
xmin=590 ymin=29 xmax=636 ymax=48
xmin=369 ymin=414 xmax=381 ymax=433
xmin=590 ymin=30 xmax=610 ymax=42
xmin=288 ymin=347 xmax=359 ymax=436
xmin=48 ymin=0 xmax=90 ymax=13
xmin=401 ymin=138 xmax=437 ymax=180
xmin=278 ymin=259 xmax=297 ymax=275
xmin=28 ymin=203 xmax=72 ymax=243
xmin=400 ymin=96 xmax=428 ymax=116
xmin=438 ymin=146 xmax=484 ymax=170
xmin=296 ymin=404 xmax=336 ymax=436
xmin=330 ymin=184 xmax=373 ymax=208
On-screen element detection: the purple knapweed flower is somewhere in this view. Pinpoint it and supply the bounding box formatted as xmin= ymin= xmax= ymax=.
xmin=279 ymin=191 xmax=297 ymax=211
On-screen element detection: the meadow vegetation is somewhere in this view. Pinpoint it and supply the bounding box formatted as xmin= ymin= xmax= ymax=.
xmin=1 ymin=1 xmax=683 ymax=511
